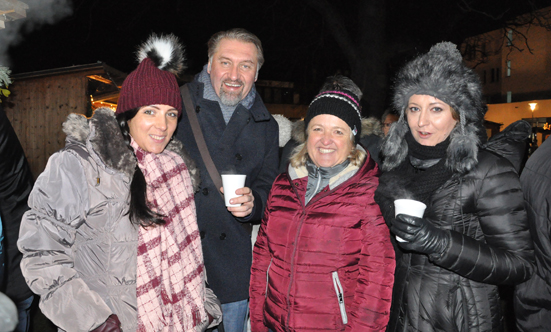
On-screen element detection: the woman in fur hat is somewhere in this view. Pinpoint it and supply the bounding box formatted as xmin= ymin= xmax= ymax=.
xmin=374 ymin=42 xmax=534 ymax=331
xmin=18 ymin=34 xmax=221 ymax=332
xmin=250 ymin=76 xmax=395 ymax=332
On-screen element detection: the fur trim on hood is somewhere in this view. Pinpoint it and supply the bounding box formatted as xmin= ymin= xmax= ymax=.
xmin=291 ymin=120 xmax=306 ymax=143
xmin=272 ymin=114 xmax=293 ymax=148
xmin=62 ymin=107 xmax=200 ymax=191
xmin=362 ymin=117 xmax=383 ymax=137
xmin=381 ymin=42 xmax=486 ymax=174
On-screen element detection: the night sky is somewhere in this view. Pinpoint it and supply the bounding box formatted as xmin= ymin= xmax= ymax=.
xmin=4 ymin=0 xmax=551 ymax=105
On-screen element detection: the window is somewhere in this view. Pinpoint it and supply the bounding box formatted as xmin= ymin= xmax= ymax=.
xmin=507 ymin=91 xmax=512 ymax=103
xmin=507 ymin=61 xmax=511 ymax=77
xmin=507 ymin=29 xmax=513 ymax=46
xmin=491 ymin=68 xmax=495 ymax=83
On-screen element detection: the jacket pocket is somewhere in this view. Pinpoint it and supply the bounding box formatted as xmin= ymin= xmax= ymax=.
xmin=332 ymin=271 xmax=348 ymax=325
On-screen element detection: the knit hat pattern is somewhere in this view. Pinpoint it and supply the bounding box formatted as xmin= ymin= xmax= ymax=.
xmin=304 ymin=90 xmax=362 ymax=143
xmin=381 ymin=42 xmax=486 ymax=174
xmin=116 ymin=33 xmax=186 ymax=115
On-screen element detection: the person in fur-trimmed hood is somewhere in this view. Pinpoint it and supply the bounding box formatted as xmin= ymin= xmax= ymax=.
xmin=18 ymin=34 xmax=221 ymax=332
xmin=374 ymin=42 xmax=534 ymax=332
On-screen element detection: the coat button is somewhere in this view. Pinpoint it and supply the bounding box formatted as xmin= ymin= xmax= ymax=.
xmin=196 ymin=106 xmax=201 ymax=113
xmin=200 ymin=231 xmax=205 ymax=239
xmin=219 ymin=233 xmax=227 ymax=240
xmin=202 ymin=188 xmax=209 ymax=195
xmin=235 ymin=153 xmax=242 ymax=161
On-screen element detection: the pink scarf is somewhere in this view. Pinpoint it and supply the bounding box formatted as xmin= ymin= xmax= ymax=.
xmin=132 ymin=139 xmax=206 ymax=332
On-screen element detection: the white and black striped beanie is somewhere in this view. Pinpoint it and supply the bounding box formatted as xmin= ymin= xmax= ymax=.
xmin=304 ymin=89 xmax=362 ymax=143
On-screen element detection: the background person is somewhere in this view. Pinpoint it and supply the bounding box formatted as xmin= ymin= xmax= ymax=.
xmin=515 ymin=137 xmax=551 ymax=332
xmin=175 ymin=28 xmax=279 ymax=332
xmin=380 ymin=108 xmax=399 ymax=137
xmin=374 ymin=42 xmax=534 ymax=332
xmin=18 ymin=34 xmax=220 ymax=332
xmin=250 ymin=80 xmax=395 ymax=331
xmin=0 ymin=89 xmax=35 ymax=331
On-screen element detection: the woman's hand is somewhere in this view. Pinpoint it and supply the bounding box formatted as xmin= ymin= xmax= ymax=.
xmin=91 ymin=314 xmax=121 ymax=332
xmin=220 ymin=186 xmax=255 ymax=218
xmin=392 ymin=214 xmax=450 ymax=259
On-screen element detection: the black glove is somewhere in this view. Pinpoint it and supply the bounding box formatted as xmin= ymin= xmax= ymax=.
xmin=91 ymin=314 xmax=122 ymax=332
xmin=391 ymin=214 xmax=450 ymax=260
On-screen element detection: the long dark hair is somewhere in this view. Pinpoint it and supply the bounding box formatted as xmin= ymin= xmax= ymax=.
xmin=116 ymin=109 xmax=166 ymax=227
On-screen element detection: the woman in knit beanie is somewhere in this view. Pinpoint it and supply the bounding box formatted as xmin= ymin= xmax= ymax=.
xmin=250 ymin=75 xmax=395 ymax=331
xmin=18 ymin=34 xmax=221 ymax=332
xmin=374 ymin=42 xmax=534 ymax=332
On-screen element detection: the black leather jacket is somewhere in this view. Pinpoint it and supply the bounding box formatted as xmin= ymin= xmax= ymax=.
xmin=375 ymin=121 xmax=534 ymax=332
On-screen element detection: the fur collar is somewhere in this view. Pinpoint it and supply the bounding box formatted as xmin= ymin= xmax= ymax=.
xmin=62 ymin=107 xmax=200 ymax=191
xmin=291 ymin=120 xmax=306 ymax=143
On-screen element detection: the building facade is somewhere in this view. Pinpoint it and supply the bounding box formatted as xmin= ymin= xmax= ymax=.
xmin=461 ymin=6 xmax=551 ymax=145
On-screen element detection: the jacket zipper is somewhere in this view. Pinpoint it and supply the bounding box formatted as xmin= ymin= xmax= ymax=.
xmin=287 ymin=176 xmax=350 ymax=329
xmin=285 ymin=181 xmax=308 ymax=332
xmin=332 ymin=271 xmax=348 ymax=325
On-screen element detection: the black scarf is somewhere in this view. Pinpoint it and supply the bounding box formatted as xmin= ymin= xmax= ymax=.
xmin=380 ymin=131 xmax=453 ymax=205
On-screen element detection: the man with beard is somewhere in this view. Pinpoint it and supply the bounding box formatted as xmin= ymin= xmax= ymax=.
xmin=175 ymin=28 xmax=279 ymax=332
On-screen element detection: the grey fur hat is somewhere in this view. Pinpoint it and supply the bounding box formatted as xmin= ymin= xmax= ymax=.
xmin=381 ymin=41 xmax=486 ymax=174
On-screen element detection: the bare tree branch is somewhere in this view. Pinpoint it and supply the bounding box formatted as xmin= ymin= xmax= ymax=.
xmin=458 ymin=0 xmax=509 ymax=20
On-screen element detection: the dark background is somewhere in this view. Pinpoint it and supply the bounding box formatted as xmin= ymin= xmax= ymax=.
xmin=5 ymin=0 xmax=551 ymax=118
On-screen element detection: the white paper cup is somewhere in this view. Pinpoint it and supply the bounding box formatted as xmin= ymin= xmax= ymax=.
xmin=394 ymin=199 xmax=427 ymax=242
xmin=221 ymin=174 xmax=247 ymax=207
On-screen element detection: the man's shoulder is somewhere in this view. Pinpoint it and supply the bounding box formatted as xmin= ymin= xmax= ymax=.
xmin=249 ymin=92 xmax=277 ymax=125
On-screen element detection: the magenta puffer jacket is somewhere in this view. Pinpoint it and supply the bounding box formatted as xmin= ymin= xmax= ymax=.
xmin=249 ymin=156 xmax=395 ymax=332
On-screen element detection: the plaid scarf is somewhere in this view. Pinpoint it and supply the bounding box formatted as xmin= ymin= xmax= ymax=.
xmin=132 ymin=139 xmax=207 ymax=332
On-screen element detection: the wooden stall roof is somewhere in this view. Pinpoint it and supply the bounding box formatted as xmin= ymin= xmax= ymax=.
xmin=12 ymin=62 xmax=126 ymax=86
xmin=5 ymin=62 xmax=127 ymax=178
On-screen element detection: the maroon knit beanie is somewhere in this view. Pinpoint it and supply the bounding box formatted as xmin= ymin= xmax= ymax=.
xmin=116 ymin=34 xmax=186 ymax=116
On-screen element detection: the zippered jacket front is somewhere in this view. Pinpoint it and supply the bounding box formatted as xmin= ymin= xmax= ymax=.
xmin=249 ymin=153 xmax=395 ymax=331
